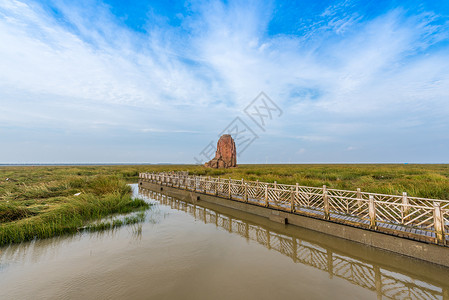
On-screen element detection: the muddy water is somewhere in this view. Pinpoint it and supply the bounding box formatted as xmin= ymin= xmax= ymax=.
xmin=0 ymin=185 xmax=448 ymax=300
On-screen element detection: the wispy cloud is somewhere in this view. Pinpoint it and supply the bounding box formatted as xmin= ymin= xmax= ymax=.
xmin=0 ymin=0 xmax=448 ymax=163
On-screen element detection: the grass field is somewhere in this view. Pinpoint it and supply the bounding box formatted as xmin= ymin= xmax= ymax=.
xmin=1 ymin=164 xmax=449 ymax=246
xmin=0 ymin=166 xmax=150 ymax=246
xmin=134 ymin=163 xmax=449 ymax=199
xmin=193 ymin=164 xmax=449 ymax=199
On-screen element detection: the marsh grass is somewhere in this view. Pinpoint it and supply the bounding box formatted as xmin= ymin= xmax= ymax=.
xmin=0 ymin=172 xmax=149 ymax=246
xmin=84 ymin=211 xmax=147 ymax=232
xmin=2 ymin=163 xmax=449 ymax=246
xmin=102 ymin=163 xmax=449 ymax=200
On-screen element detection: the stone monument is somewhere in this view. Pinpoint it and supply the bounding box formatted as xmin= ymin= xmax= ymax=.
xmin=204 ymin=134 xmax=237 ymax=168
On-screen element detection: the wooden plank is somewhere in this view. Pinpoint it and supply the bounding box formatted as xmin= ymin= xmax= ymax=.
xmin=144 ymin=172 xmax=449 ymax=246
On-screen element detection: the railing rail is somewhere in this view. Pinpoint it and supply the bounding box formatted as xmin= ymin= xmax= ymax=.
xmin=143 ymin=190 xmax=448 ymax=300
xmin=139 ymin=172 xmax=449 ymax=245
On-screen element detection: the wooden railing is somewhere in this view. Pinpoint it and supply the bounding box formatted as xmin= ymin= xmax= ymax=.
xmin=139 ymin=172 xmax=449 ymax=245
xmin=141 ymin=189 xmax=448 ymax=300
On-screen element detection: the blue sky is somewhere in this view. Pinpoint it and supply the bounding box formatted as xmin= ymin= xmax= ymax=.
xmin=0 ymin=0 xmax=448 ymax=164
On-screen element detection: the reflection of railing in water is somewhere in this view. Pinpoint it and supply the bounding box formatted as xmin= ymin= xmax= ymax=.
xmin=139 ymin=172 xmax=449 ymax=245
xmin=141 ymin=188 xmax=448 ymax=300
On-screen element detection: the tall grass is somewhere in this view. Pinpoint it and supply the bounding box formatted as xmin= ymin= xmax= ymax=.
xmin=84 ymin=211 xmax=146 ymax=232
xmin=2 ymin=163 xmax=449 ymax=246
xmin=0 ymin=175 xmax=148 ymax=246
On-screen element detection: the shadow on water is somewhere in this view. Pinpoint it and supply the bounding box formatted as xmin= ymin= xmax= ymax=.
xmin=139 ymin=187 xmax=449 ymax=300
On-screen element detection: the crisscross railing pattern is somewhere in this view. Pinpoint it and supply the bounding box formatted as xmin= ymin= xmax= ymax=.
xmin=139 ymin=172 xmax=449 ymax=245
xmin=143 ymin=190 xmax=447 ymax=300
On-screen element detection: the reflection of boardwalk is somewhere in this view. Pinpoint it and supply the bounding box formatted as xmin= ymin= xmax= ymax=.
xmin=140 ymin=173 xmax=449 ymax=245
xmin=141 ymin=188 xmax=448 ymax=300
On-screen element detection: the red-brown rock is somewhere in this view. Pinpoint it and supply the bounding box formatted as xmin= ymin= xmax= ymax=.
xmin=205 ymin=134 xmax=237 ymax=168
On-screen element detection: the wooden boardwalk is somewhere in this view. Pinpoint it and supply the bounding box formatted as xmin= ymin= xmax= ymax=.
xmin=139 ymin=172 xmax=449 ymax=246
xmin=141 ymin=189 xmax=449 ymax=300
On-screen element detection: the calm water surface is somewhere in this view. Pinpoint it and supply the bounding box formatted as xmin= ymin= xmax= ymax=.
xmin=0 ymin=184 xmax=448 ymax=299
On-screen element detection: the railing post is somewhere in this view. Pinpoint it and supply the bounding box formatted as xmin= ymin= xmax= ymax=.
xmin=244 ymin=183 xmax=248 ymax=203
xmin=264 ymin=184 xmax=269 ymax=207
xmin=290 ymin=186 xmax=295 ymax=213
xmin=208 ymin=176 xmax=211 ymax=193
xmin=434 ymin=203 xmax=445 ymax=245
xmin=241 ymin=178 xmax=244 ymax=200
xmin=296 ymin=183 xmax=299 ymax=209
xmin=402 ymin=192 xmax=410 ymax=222
xmin=215 ymin=177 xmax=219 ymax=195
xmin=274 ymin=181 xmax=278 ymax=206
xmin=323 ymin=185 xmax=330 ymax=220
xmin=369 ymin=195 xmax=377 ymax=230
xmin=356 ymin=188 xmax=362 ymax=209
xmin=228 ymin=177 xmax=232 ymax=199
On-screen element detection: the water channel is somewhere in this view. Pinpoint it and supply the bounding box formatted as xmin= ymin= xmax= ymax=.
xmin=0 ymin=184 xmax=448 ymax=299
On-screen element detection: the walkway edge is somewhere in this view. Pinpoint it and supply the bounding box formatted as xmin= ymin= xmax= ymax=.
xmin=140 ymin=180 xmax=449 ymax=268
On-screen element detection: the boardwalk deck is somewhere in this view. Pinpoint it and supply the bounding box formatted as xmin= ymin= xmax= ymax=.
xmin=141 ymin=189 xmax=449 ymax=300
xmin=139 ymin=172 xmax=449 ymax=246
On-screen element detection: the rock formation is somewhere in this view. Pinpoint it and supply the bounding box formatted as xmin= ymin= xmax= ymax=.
xmin=205 ymin=134 xmax=237 ymax=168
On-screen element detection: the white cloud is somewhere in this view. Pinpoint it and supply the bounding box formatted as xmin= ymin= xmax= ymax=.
xmin=0 ymin=0 xmax=448 ymax=162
